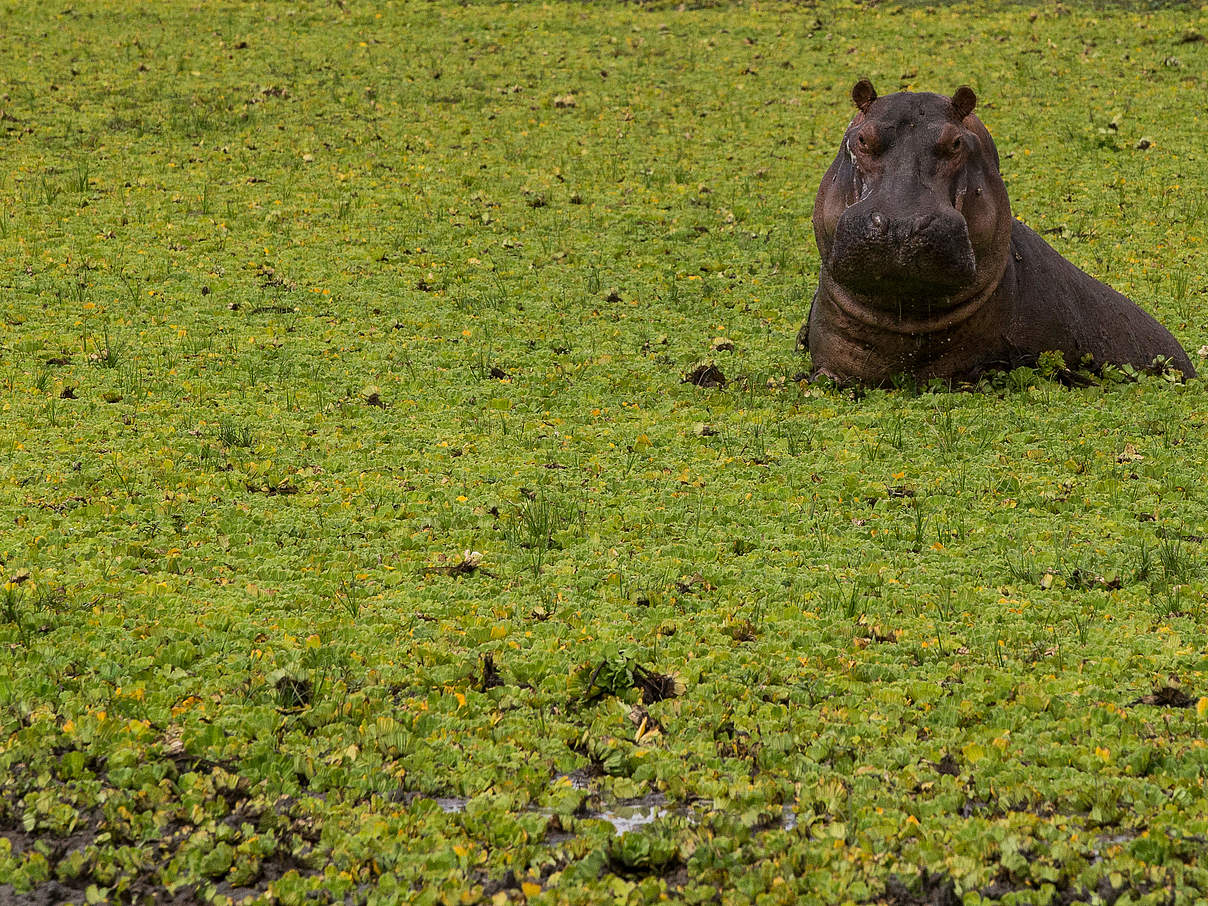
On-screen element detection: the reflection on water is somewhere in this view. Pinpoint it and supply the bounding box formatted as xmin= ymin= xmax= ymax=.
xmin=781 ymin=803 xmax=797 ymax=830
xmin=421 ymin=786 xmax=799 ymax=838
xmin=553 ymin=771 xmax=593 ymax=790
xmin=587 ymin=804 xmax=668 ymax=835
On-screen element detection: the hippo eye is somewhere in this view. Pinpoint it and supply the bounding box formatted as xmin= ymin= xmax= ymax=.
xmin=938 ymin=134 xmax=963 ymax=157
xmin=854 ymin=130 xmax=877 ymax=155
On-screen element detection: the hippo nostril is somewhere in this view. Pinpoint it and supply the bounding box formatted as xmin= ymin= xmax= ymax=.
xmin=869 ymin=212 xmax=886 ymax=232
xmin=912 ymin=214 xmax=936 ymax=233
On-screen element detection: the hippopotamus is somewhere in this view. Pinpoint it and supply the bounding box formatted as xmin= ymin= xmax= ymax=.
xmin=805 ymin=80 xmax=1196 ymax=384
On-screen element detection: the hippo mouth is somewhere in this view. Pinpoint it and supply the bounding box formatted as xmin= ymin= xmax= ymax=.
xmin=827 ymin=208 xmax=977 ymax=305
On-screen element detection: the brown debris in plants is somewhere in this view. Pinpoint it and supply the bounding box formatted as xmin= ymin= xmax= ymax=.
xmin=932 ymin=753 xmax=960 ymax=777
xmin=722 ymin=617 xmax=758 ymax=643
xmin=675 ymin=572 xmax=711 ymax=594
xmin=978 ymin=866 xmax=1136 ymax=905
xmin=425 ymin=550 xmax=496 ymax=579
xmin=633 ymin=664 xmax=682 ymax=705
xmin=1129 ymin=686 xmax=1195 ymax=708
xmin=479 ymin=653 xmax=503 ymax=691
xmin=682 ymin=361 xmax=726 ymax=388
xmin=883 ymin=869 xmax=961 ymax=906
xmin=1116 ymin=443 xmax=1144 ymax=464
xmin=856 ymin=619 xmax=901 ymax=645
xmin=254 ymin=264 xmax=295 ymax=292
xmin=276 ymin=675 xmax=312 ymax=709
xmin=627 ymin=705 xmax=665 ymax=738
xmin=1065 ymin=569 xmax=1121 ymax=591
xmin=640 ymin=334 xmax=668 ymax=355
xmin=246 ymin=480 xmax=298 ymax=496
xmin=715 ymin=722 xmax=760 ymax=762
xmin=1156 ymin=526 xmax=1204 ymax=544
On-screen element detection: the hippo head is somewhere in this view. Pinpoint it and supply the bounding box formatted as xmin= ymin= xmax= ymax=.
xmin=814 ymin=81 xmax=1012 ymax=324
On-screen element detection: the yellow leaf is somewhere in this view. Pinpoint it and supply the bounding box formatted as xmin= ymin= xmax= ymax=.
xmin=1197 ymin=697 xmax=1208 ymax=718
xmin=455 ymin=692 xmax=466 ymax=708
xmin=521 ymin=882 xmax=542 ymax=897
xmin=961 ymin=742 xmax=986 ymax=763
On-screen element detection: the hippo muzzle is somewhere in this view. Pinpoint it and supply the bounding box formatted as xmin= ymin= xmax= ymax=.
xmin=829 ymin=203 xmax=976 ymax=299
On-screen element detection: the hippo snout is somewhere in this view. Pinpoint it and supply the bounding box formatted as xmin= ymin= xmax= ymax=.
xmin=829 ymin=204 xmax=977 ymax=299
xmin=850 ymin=208 xmax=949 ymax=245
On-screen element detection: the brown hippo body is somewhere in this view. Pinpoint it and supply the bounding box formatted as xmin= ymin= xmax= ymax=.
xmin=806 ymin=81 xmax=1195 ymax=384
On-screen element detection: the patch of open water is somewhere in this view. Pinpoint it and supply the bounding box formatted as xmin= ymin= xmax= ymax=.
xmin=414 ymin=786 xmax=800 ymax=837
xmin=585 ymin=803 xmax=669 ymax=835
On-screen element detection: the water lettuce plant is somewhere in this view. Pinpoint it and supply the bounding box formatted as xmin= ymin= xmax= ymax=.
xmin=1 ymin=0 xmax=1206 ymax=903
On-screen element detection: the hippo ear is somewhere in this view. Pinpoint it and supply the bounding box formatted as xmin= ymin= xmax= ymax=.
xmin=851 ymin=79 xmax=877 ymax=113
xmin=952 ymin=86 xmax=977 ymax=120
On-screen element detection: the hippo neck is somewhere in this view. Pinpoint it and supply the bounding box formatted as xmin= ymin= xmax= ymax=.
xmin=818 ymin=268 xmax=1007 ymax=337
